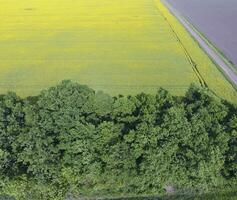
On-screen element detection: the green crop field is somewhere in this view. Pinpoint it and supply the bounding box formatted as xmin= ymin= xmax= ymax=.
xmin=0 ymin=0 xmax=236 ymax=102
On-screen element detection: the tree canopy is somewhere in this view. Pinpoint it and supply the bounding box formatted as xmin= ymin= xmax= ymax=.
xmin=0 ymin=81 xmax=236 ymax=199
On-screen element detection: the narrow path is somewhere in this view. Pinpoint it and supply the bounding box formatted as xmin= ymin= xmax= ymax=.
xmin=161 ymin=0 xmax=237 ymax=88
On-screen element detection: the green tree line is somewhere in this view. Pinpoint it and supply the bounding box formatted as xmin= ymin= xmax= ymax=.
xmin=0 ymin=81 xmax=236 ymax=199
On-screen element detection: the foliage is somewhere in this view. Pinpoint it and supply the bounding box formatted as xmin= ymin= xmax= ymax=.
xmin=0 ymin=81 xmax=236 ymax=199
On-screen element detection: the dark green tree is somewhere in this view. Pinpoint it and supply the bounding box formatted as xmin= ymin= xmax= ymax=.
xmin=0 ymin=92 xmax=25 ymax=177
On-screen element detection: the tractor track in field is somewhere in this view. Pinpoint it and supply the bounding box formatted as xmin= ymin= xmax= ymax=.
xmin=156 ymin=1 xmax=207 ymax=88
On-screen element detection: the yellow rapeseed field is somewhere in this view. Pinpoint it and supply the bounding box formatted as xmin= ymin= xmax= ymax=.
xmin=0 ymin=0 xmax=236 ymax=102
